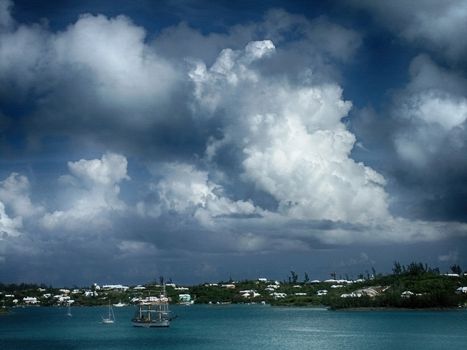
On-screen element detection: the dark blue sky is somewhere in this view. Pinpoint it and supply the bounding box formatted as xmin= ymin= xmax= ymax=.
xmin=0 ymin=0 xmax=466 ymax=286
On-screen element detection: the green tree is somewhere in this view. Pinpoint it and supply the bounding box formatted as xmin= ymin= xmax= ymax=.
xmin=450 ymin=264 xmax=462 ymax=275
xmin=392 ymin=261 xmax=402 ymax=275
xmin=290 ymin=271 xmax=298 ymax=284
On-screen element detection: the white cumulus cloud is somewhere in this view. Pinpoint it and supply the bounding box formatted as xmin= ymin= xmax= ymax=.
xmin=137 ymin=162 xmax=259 ymax=227
xmin=393 ymin=55 xmax=467 ymax=166
xmin=41 ymin=153 xmax=129 ymax=231
xmin=191 ymin=40 xmax=390 ymax=225
xmin=0 ymin=201 xmax=22 ymax=238
xmin=0 ymin=2 xmax=178 ymax=126
xmin=0 ymin=172 xmax=43 ymax=218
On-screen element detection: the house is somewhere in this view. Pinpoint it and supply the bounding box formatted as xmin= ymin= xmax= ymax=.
xmin=257 ymin=278 xmax=268 ymax=283
xmin=175 ymin=287 xmax=189 ymax=291
xmin=240 ymin=290 xmax=261 ymax=298
xmin=271 ymin=292 xmax=287 ymax=299
xmin=102 ymin=284 xmax=129 ymax=291
xmin=294 ymin=292 xmax=307 ymax=296
xmin=23 ymin=297 xmax=39 ymax=304
xmin=341 ymin=292 xmax=362 ymax=298
xmin=354 ymin=287 xmax=383 ymax=298
xmin=316 ymin=290 xmax=328 ymax=296
xmin=83 ymin=290 xmax=98 ymax=297
xmin=456 ymin=287 xmax=467 ymax=294
xmin=178 ymin=294 xmax=192 ymax=303
xmin=54 ymin=295 xmax=71 ymax=303
xmin=401 ymin=291 xmax=414 ymax=298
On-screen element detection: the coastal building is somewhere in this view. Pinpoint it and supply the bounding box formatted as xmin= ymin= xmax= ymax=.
xmin=401 ymin=291 xmax=414 ymax=298
xmin=178 ymin=294 xmax=192 ymax=303
xmin=83 ymin=290 xmax=98 ymax=297
xmin=23 ymin=297 xmax=40 ymax=304
xmin=271 ymin=292 xmax=287 ymax=299
xmin=240 ymin=290 xmax=261 ymax=298
xmin=444 ymin=273 xmax=460 ymax=277
xmin=102 ymin=284 xmax=129 ymax=291
xmin=54 ymin=295 xmax=71 ymax=303
xmin=340 ymin=292 xmax=362 ymax=298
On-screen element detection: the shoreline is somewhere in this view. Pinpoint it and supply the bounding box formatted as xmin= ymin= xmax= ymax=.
xmin=332 ymin=306 xmax=465 ymax=312
xmin=8 ymin=304 xmax=466 ymax=312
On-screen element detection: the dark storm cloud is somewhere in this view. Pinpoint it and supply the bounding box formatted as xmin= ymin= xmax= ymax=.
xmin=351 ymin=53 xmax=467 ymax=223
xmin=346 ymin=0 xmax=467 ymax=63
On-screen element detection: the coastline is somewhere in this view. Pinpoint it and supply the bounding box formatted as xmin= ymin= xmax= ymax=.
xmin=332 ymin=306 xmax=465 ymax=312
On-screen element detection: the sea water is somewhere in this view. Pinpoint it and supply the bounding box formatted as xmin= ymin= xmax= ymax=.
xmin=1 ymin=305 xmax=466 ymax=349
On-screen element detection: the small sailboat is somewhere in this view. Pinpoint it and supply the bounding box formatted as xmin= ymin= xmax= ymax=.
xmin=66 ymin=303 xmax=72 ymax=317
xmin=101 ymin=302 xmax=115 ymax=324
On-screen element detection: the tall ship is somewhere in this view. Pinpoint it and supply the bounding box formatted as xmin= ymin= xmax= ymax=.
xmin=132 ymin=285 xmax=171 ymax=327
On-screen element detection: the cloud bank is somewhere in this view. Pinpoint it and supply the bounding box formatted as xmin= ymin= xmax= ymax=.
xmin=0 ymin=0 xmax=466 ymax=283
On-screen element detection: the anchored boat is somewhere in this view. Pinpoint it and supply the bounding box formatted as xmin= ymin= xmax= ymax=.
xmin=101 ymin=302 xmax=115 ymax=324
xmin=132 ymin=285 xmax=171 ymax=327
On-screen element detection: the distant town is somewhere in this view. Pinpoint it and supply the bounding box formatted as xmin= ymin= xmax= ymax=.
xmin=2 ymin=262 xmax=467 ymax=311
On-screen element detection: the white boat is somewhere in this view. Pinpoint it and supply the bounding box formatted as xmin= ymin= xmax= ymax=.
xmin=101 ymin=303 xmax=115 ymax=324
xmin=132 ymin=285 xmax=171 ymax=327
xmin=113 ymin=301 xmax=127 ymax=307
xmin=66 ymin=303 xmax=72 ymax=317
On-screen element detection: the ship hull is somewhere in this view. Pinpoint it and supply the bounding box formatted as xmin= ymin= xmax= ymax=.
xmin=132 ymin=319 xmax=170 ymax=327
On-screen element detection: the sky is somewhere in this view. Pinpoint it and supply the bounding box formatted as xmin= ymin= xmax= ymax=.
xmin=0 ymin=0 xmax=467 ymax=286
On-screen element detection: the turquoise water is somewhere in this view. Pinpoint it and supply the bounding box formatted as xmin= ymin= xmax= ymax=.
xmin=1 ymin=305 xmax=466 ymax=349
